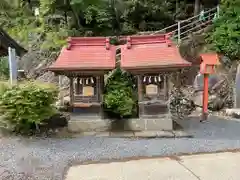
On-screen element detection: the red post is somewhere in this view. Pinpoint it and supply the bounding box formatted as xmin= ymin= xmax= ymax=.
xmin=201 ymin=74 xmax=209 ymax=121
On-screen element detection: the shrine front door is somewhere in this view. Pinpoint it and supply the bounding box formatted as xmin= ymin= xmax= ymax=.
xmin=138 ymin=74 xmax=169 ymax=118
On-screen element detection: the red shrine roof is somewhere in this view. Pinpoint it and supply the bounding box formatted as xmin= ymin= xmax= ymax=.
xmin=48 ymin=37 xmax=116 ymax=71
xmin=120 ymin=34 xmax=191 ymax=70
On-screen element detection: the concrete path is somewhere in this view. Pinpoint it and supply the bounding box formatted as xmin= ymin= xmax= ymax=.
xmin=66 ymin=152 xmax=240 ymax=180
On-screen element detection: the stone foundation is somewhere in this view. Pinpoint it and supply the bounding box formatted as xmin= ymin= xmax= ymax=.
xmin=68 ymin=115 xmax=173 ymax=133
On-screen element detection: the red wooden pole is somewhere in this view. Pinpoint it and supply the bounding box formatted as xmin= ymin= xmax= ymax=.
xmin=201 ymin=74 xmax=209 ymax=121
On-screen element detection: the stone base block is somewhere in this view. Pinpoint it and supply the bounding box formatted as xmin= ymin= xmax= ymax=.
xmin=68 ymin=118 xmax=110 ymax=133
xmin=68 ymin=116 xmax=173 ymax=133
xmin=125 ymin=118 xmax=173 ymax=131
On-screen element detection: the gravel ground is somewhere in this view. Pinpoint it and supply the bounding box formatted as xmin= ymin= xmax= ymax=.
xmin=1 ymin=115 xmax=240 ymax=180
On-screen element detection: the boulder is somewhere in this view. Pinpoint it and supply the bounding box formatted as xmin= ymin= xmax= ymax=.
xmin=225 ymin=108 xmax=240 ymax=118
xmin=192 ymin=72 xmax=231 ymax=111
xmin=63 ymin=96 xmax=70 ymax=105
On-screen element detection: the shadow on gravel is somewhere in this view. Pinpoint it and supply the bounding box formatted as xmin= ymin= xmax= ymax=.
xmin=0 ymin=168 xmax=36 ymax=180
xmin=178 ymin=115 xmax=240 ymax=140
xmin=2 ymin=115 xmax=240 ymax=180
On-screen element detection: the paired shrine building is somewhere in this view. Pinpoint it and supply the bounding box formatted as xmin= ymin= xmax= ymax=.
xmin=48 ymin=34 xmax=192 ymax=131
xmin=48 ymin=37 xmax=116 ymax=118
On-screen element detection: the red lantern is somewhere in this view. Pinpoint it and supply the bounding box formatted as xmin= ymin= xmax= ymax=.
xmin=199 ymin=53 xmax=220 ymax=121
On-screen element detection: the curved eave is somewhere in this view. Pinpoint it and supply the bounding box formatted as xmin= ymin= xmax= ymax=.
xmin=121 ymin=63 xmax=192 ymax=70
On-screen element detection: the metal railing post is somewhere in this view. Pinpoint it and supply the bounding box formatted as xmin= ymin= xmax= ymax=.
xmin=217 ymin=5 xmax=220 ymax=18
xmin=177 ymin=21 xmax=181 ymax=44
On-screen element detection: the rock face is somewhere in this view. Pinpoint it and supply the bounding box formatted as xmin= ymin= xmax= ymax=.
xmin=192 ymin=72 xmax=232 ymax=111
xmin=169 ymin=87 xmax=196 ymax=121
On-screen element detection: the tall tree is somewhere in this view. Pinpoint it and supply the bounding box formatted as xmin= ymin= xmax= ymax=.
xmin=207 ymin=0 xmax=240 ymax=61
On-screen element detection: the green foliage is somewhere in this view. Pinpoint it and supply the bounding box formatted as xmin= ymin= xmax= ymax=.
xmin=0 ymin=57 xmax=9 ymax=79
xmin=104 ymin=68 xmax=137 ymax=118
xmin=0 ymin=0 xmax=220 ymax=121
xmin=206 ymin=0 xmax=240 ymax=60
xmin=0 ymin=81 xmax=58 ymax=134
xmin=0 ymin=81 xmax=11 ymax=94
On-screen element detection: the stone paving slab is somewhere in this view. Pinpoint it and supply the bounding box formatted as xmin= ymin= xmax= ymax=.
xmin=69 ymin=130 xmax=193 ymax=138
xmin=65 ymin=158 xmax=197 ymax=180
xmin=173 ymin=131 xmax=194 ymax=138
xmin=109 ymin=131 xmax=135 ymax=138
xmin=66 ymin=152 xmax=240 ymax=180
xmin=134 ymin=131 xmax=175 ymax=138
xmin=180 ymin=152 xmax=240 ymax=180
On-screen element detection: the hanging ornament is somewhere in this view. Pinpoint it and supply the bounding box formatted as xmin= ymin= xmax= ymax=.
xmin=74 ymin=78 xmax=77 ymax=84
xmin=154 ymin=76 xmax=157 ymax=83
xmin=91 ymin=77 xmax=94 ymax=84
xmin=158 ymin=75 xmax=161 ymax=82
xmin=86 ymin=78 xmax=89 ymax=85
xmin=143 ymin=76 xmax=146 ymax=83
xmin=148 ymin=76 xmax=151 ymax=83
xmin=80 ymin=78 xmax=82 ymax=84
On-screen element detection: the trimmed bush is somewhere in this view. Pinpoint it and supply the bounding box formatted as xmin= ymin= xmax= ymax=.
xmin=0 ymin=81 xmax=59 ymax=134
xmin=104 ymin=68 xmax=137 ymax=118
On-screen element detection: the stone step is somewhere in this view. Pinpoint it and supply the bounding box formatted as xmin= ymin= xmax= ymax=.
xmin=62 ymin=130 xmax=193 ymax=139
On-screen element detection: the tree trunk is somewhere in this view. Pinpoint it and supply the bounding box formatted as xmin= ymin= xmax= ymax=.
xmin=66 ymin=0 xmax=82 ymax=29
xmin=194 ymin=0 xmax=200 ymax=16
xmin=176 ymin=0 xmax=179 ymax=14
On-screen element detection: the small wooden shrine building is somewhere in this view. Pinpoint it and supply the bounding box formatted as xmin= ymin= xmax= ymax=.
xmin=48 ymin=37 xmax=116 ymax=118
xmin=0 ymin=28 xmax=27 ymax=57
xmin=120 ymin=34 xmax=191 ymax=120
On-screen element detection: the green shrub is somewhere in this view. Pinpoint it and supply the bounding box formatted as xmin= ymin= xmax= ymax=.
xmin=206 ymin=0 xmax=240 ymax=61
xmin=0 ymin=57 xmax=9 ymax=79
xmin=104 ymin=68 xmax=137 ymax=118
xmin=0 ymin=81 xmax=11 ymax=94
xmin=0 ymin=81 xmax=59 ymax=134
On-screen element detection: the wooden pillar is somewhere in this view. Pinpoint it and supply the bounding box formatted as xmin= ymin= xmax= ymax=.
xmin=137 ymin=75 xmax=143 ymax=101
xmin=137 ymin=75 xmax=144 ymax=117
xmin=99 ymin=76 xmax=104 ymax=102
xmin=164 ymin=75 xmax=169 ymax=100
xmin=58 ymin=75 xmax=64 ymax=106
xmin=76 ymin=77 xmax=80 ymax=95
xmin=96 ymin=75 xmax=104 ymax=117
xmin=157 ymin=75 xmax=162 ymax=98
xmin=69 ymin=77 xmax=74 ymax=106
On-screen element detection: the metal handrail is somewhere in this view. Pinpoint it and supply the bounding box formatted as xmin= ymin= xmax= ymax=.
xmin=179 ymin=12 xmax=215 ymax=32
xmin=176 ymin=14 xmax=215 ymax=37
xmin=174 ymin=19 xmax=212 ymax=40
xmin=115 ymin=6 xmax=219 ymax=56
xmin=138 ymin=6 xmax=218 ymax=35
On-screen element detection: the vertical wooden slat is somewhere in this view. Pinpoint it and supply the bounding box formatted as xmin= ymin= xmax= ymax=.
xmin=69 ymin=76 xmax=74 ymax=106
xmin=157 ymin=75 xmax=161 ymax=98
xmin=76 ymin=77 xmax=80 ymax=95
xmin=164 ymin=75 xmax=169 ymax=100
xmin=137 ymin=75 xmax=143 ymax=101
xmin=98 ymin=75 xmax=104 ymax=118
xmin=58 ymin=75 xmax=64 ymax=106
xmin=137 ymin=75 xmax=144 ymax=117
